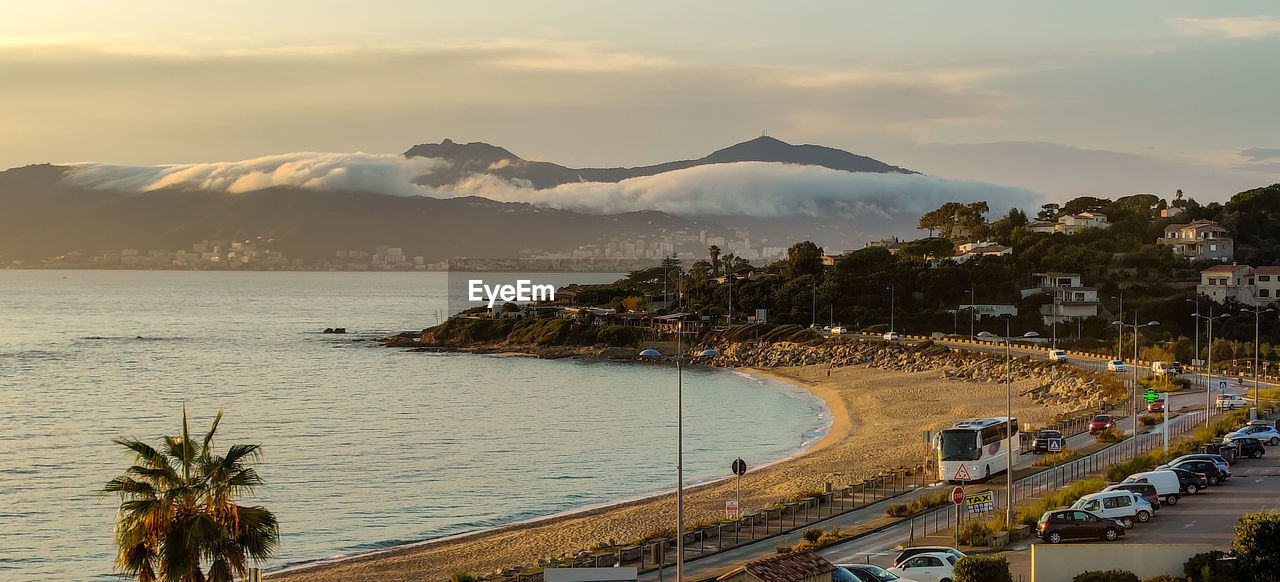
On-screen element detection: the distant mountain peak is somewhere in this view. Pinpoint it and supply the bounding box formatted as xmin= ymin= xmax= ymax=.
xmin=403 ymin=136 xmax=915 ymax=189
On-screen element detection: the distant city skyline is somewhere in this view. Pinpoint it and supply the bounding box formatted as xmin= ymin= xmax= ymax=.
xmin=3 ymin=1 xmax=1279 ymax=198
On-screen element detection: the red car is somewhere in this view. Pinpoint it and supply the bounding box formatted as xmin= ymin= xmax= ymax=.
xmin=1089 ymin=414 xmax=1116 ymax=434
xmin=1147 ymin=400 xmax=1165 ymax=414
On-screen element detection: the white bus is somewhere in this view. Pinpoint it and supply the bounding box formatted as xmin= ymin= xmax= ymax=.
xmin=937 ymin=417 xmax=1019 ymax=483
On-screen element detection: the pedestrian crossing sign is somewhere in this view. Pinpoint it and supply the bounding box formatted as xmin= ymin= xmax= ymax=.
xmin=1048 ymin=438 xmax=1063 ymax=453
xmin=952 ymin=464 xmax=972 ymax=481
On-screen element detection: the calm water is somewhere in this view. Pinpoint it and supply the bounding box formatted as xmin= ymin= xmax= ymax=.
xmin=0 ymin=271 xmax=826 ymax=581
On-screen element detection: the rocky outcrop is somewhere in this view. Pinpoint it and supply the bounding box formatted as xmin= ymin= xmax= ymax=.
xmin=705 ymin=340 xmax=1120 ymax=408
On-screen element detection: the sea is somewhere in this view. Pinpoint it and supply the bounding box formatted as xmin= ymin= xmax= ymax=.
xmin=0 ymin=270 xmax=828 ymax=581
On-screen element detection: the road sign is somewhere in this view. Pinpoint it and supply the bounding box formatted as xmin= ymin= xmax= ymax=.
xmin=952 ymin=464 xmax=972 ymax=481
xmin=965 ymin=491 xmax=994 ymax=514
xmin=725 ymin=500 xmax=739 ymax=518
xmin=1220 ymin=381 xmax=1228 ymax=390
xmin=951 ymin=486 xmax=964 ymax=505
xmin=731 ymin=458 xmax=747 ymax=476
xmin=1047 ymin=438 xmax=1063 ymax=453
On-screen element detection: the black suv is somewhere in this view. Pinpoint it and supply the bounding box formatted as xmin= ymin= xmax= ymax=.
xmin=1169 ymin=459 xmax=1229 ymax=486
xmin=1103 ymin=483 xmax=1160 ymax=513
xmin=1226 ymin=436 xmax=1266 ymax=459
xmin=1033 ymin=429 xmax=1064 ymax=453
xmin=1037 ymin=509 xmax=1125 ymax=543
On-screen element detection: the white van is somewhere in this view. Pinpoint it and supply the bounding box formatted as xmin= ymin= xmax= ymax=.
xmin=1122 ymin=470 xmax=1182 ymax=506
xmin=1050 ymin=349 xmax=1069 ymax=362
xmin=1152 ymin=361 xmax=1175 ymax=376
xmin=1071 ymin=491 xmax=1142 ymax=528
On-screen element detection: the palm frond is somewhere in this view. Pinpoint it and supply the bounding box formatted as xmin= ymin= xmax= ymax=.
xmin=202 ymin=410 xmax=224 ymax=458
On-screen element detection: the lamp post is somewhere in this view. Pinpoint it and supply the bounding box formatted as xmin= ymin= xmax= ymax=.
xmin=1241 ymin=304 xmax=1275 ymax=410
xmin=1114 ymin=314 xmax=1159 ymax=458
xmin=887 ymin=284 xmax=896 ymax=334
xmin=980 ymin=321 xmax=1039 ymax=527
xmin=811 ymin=281 xmax=817 ymax=328
xmin=964 ymin=287 xmax=975 ymax=338
xmin=1192 ymin=307 xmax=1230 ymax=427
xmin=639 ymin=327 xmax=719 ymax=582
xmin=1187 ymin=297 xmax=1200 ymax=388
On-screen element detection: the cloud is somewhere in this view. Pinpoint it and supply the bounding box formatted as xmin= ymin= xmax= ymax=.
xmin=1172 ymin=16 xmax=1280 ymax=40
xmin=60 ymin=152 xmax=1042 ymax=223
xmin=1239 ymin=147 xmax=1280 ymax=162
xmin=63 ymin=152 xmax=444 ymax=195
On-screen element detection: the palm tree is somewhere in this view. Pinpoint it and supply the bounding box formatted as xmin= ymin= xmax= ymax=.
xmin=103 ymin=409 xmax=279 ymax=582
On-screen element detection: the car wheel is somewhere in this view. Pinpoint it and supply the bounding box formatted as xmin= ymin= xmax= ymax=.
xmin=1208 ymin=476 xmax=1219 ymax=486
xmin=1137 ymin=510 xmax=1150 ymax=523
xmin=1048 ymin=531 xmax=1063 ymax=544
xmin=1254 ymin=450 xmax=1264 ymax=459
xmin=1270 ymin=437 xmax=1279 ymax=446
xmin=1186 ymin=484 xmax=1199 ymax=495
xmin=1120 ymin=517 xmax=1134 ymax=529
xmin=1104 ymin=528 xmax=1119 ymax=541
xmin=1164 ymin=495 xmax=1178 ymax=506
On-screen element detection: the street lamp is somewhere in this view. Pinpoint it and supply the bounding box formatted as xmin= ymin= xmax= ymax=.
xmin=1192 ymin=308 xmax=1230 ymax=427
xmin=639 ymin=328 xmax=720 ymax=582
xmin=1187 ymin=298 xmax=1200 ymax=387
xmin=964 ymin=287 xmax=975 ymax=338
xmin=1241 ymin=304 xmax=1275 ymax=410
xmin=886 ymin=284 xmax=896 ymax=334
xmin=1113 ymin=315 xmax=1159 ymax=458
xmin=997 ymin=322 xmax=1037 ymax=527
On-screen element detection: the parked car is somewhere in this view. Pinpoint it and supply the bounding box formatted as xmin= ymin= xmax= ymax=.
xmin=1121 ymin=470 xmax=1183 ymax=505
xmin=1107 ymin=359 xmax=1127 ymax=372
xmin=1050 ymin=349 xmax=1069 ymax=362
xmin=1165 ymin=459 xmax=1229 ymax=486
xmin=1225 ymin=424 xmax=1280 ymax=446
xmin=1216 ymin=394 xmax=1248 ymax=410
xmin=1167 ymin=467 xmax=1209 ymax=494
xmin=1071 ymin=491 xmax=1144 ymax=528
xmin=1167 ymin=454 xmax=1232 ymax=473
xmin=1147 ymin=399 xmax=1165 ymax=414
xmin=838 ymin=564 xmax=917 ymax=582
xmin=891 ymin=547 xmax=966 ymax=568
xmin=883 ymin=331 xmax=901 ymax=341
xmin=886 ymin=552 xmax=956 ymax=582
xmin=1225 ymin=436 xmax=1266 ymax=459
xmin=1032 ymin=429 xmax=1064 ymax=453
xmin=831 ymin=326 xmax=848 ymax=334
xmin=1152 ymin=361 xmax=1177 ymax=376
xmin=1037 ymin=509 xmax=1126 ymax=543
xmin=1168 ymin=362 xmax=1185 ymax=374
xmin=1089 ymin=414 xmax=1116 ymax=434
xmin=1102 ymin=483 xmax=1160 ymax=513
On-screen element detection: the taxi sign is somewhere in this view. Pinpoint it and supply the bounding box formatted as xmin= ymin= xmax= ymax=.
xmin=965 ymin=491 xmax=994 ymax=514
xmin=1047 ymin=438 xmax=1064 ymax=453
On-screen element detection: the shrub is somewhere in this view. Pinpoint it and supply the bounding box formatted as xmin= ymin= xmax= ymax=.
xmin=1139 ymin=575 xmax=1183 ymax=582
xmin=957 ymin=519 xmax=992 ymax=546
xmin=1140 ymin=415 xmax=1160 ymax=426
xmin=953 ymin=555 xmax=1012 ymax=582
xmin=1072 ymin=570 xmax=1139 ymax=582
xmin=1232 ymin=511 xmax=1280 ymax=577
xmin=1105 ymin=452 xmax=1161 ymax=483
xmin=774 ymin=545 xmax=792 ymax=554
xmin=886 ymin=503 xmax=910 ymax=517
xmin=802 ymin=528 xmax=823 ymax=543
xmin=450 ymin=572 xmax=478 ymax=582
xmin=1183 ymin=550 xmax=1236 ymax=581
xmin=1034 ymin=450 xmax=1081 ymax=467
xmin=1095 ymin=428 xmax=1124 ymax=443
xmin=885 ymin=491 xmax=951 ymax=517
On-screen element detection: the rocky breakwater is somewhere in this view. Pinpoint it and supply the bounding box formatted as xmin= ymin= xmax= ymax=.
xmin=704 ymin=339 xmax=1122 ymax=408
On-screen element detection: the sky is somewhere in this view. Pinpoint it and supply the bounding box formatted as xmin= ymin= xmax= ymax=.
xmin=2 ymin=1 xmax=1279 ymax=200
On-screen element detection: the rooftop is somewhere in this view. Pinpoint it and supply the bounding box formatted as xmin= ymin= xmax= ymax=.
xmin=1255 ymin=266 xmax=1280 ymax=276
xmin=1202 ymin=264 xmax=1250 ymax=274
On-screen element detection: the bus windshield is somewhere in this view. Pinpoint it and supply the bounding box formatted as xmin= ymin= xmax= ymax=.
xmin=940 ymin=429 xmax=981 ymax=461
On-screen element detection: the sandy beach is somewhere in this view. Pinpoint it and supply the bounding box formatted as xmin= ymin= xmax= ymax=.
xmin=269 ymin=363 xmax=1074 ymax=582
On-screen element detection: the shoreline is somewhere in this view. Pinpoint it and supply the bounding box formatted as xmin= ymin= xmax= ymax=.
xmin=269 ymin=359 xmax=1075 ymax=582
xmin=269 ymin=365 xmax=835 ymax=578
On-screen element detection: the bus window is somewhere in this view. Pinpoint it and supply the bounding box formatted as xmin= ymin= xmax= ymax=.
xmin=939 ymin=429 xmax=981 ymax=461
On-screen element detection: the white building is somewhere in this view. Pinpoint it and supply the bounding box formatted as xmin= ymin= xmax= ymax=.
xmin=1255 ymin=266 xmax=1280 ymax=302
xmin=1159 ymin=220 xmax=1233 ymax=263
xmin=953 ymin=241 xmax=1012 ymax=263
xmin=1027 ymin=272 xmax=1101 ymax=324
xmin=1027 ymin=212 xmax=1110 ymax=235
xmin=1198 ymin=264 xmax=1258 ymax=305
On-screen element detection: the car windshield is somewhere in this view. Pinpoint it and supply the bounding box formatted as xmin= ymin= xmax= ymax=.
xmin=858 ymin=565 xmax=897 ymax=581
xmin=939 ymin=429 xmax=980 ymax=461
xmin=1094 ymin=415 xmax=1110 ymax=423
xmin=1038 ymin=430 xmax=1061 ymax=438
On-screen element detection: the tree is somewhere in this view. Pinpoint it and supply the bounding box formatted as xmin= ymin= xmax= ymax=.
xmin=1037 ymin=203 xmax=1061 ymax=220
xmin=103 ymin=410 xmax=279 ymax=582
xmin=785 ymin=241 xmax=825 ymax=279
xmin=708 ymin=245 xmax=721 ymax=277
xmin=1232 ymin=511 xmax=1280 ymax=580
